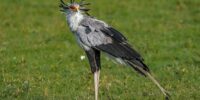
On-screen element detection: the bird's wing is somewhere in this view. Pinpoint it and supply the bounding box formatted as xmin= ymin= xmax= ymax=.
xmin=77 ymin=17 xmax=150 ymax=75
xmin=78 ymin=17 xmax=143 ymax=61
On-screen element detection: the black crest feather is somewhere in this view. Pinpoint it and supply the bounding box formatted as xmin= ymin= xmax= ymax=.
xmin=59 ymin=0 xmax=91 ymax=14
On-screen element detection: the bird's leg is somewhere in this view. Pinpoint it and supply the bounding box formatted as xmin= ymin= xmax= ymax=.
xmin=85 ymin=49 xmax=101 ymax=100
xmin=98 ymin=70 xmax=100 ymax=84
xmin=94 ymin=70 xmax=100 ymax=100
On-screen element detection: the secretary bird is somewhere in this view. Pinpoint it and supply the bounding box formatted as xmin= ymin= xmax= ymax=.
xmin=59 ymin=0 xmax=170 ymax=99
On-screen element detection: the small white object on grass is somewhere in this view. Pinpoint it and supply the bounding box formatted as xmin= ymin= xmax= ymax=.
xmin=80 ymin=55 xmax=86 ymax=60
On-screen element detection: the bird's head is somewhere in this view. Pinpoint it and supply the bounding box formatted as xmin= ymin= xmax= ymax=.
xmin=60 ymin=0 xmax=90 ymax=15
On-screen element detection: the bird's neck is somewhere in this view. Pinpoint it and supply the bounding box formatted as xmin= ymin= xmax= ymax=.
xmin=66 ymin=12 xmax=84 ymax=32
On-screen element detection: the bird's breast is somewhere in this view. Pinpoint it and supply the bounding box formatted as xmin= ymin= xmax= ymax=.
xmin=66 ymin=13 xmax=84 ymax=32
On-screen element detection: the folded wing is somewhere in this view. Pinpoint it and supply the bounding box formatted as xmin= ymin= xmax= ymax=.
xmin=77 ymin=17 xmax=150 ymax=75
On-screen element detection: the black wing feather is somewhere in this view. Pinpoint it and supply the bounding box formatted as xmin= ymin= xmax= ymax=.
xmin=100 ymin=27 xmax=127 ymax=42
xmin=95 ymin=39 xmax=150 ymax=75
xmin=98 ymin=26 xmax=150 ymax=75
xmin=96 ymin=42 xmax=142 ymax=60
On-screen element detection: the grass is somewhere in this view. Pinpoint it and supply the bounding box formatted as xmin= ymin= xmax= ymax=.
xmin=0 ymin=0 xmax=200 ymax=99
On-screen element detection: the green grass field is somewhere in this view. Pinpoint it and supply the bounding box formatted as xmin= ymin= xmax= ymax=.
xmin=0 ymin=0 xmax=200 ymax=99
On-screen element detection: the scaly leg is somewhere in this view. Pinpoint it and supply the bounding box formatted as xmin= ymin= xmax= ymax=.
xmin=94 ymin=70 xmax=100 ymax=100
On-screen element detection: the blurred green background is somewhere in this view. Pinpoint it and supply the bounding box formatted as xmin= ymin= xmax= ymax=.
xmin=0 ymin=0 xmax=200 ymax=99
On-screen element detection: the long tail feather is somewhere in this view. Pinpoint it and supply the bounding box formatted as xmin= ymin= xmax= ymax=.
xmin=127 ymin=60 xmax=170 ymax=99
xmin=146 ymin=72 xmax=170 ymax=100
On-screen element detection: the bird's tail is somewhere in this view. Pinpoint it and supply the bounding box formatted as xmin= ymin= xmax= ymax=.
xmin=126 ymin=60 xmax=170 ymax=100
xmin=146 ymin=72 xmax=170 ymax=100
